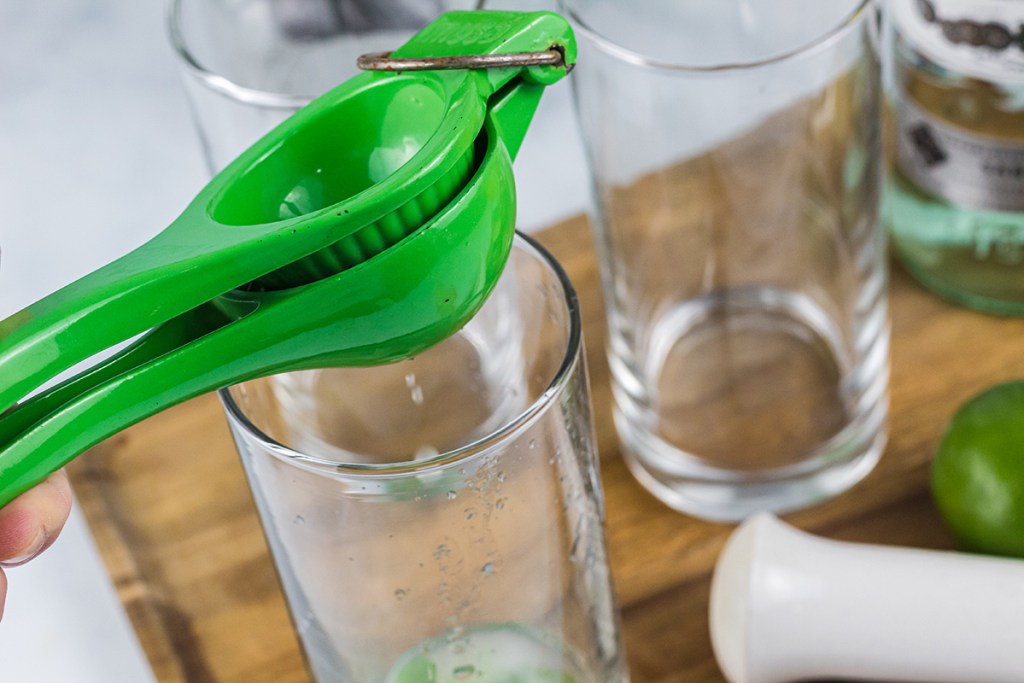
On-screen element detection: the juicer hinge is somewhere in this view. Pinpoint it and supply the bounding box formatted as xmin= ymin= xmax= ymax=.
xmin=357 ymin=48 xmax=567 ymax=72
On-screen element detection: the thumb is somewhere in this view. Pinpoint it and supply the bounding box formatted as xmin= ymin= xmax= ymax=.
xmin=0 ymin=470 xmax=73 ymax=568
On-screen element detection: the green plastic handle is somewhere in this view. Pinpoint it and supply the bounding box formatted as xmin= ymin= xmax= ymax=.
xmin=0 ymin=117 xmax=514 ymax=506
xmin=0 ymin=11 xmax=575 ymax=415
xmin=0 ymin=82 xmax=538 ymax=506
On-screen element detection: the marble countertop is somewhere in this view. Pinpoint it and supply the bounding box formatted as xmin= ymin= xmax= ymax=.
xmin=0 ymin=1 xmax=587 ymax=679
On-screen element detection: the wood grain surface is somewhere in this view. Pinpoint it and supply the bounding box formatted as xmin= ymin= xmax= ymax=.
xmin=68 ymin=216 xmax=1024 ymax=683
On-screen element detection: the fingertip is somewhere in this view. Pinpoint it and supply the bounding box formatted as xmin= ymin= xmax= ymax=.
xmin=0 ymin=506 xmax=42 ymax=564
xmin=43 ymin=470 xmax=73 ymax=529
xmin=0 ymin=471 xmax=73 ymax=565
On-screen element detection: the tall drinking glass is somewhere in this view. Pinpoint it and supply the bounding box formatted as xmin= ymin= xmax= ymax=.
xmin=171 ymin=2 xmax=625 ymax=678
xmin=562 ymin=0 xmax=889 ymax=520
xmin=221 ymin=235 xmax=626 ymax=682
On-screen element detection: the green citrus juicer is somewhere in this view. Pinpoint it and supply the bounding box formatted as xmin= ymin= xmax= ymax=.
xmin=0 ymin=10 xmax=576 ymax=507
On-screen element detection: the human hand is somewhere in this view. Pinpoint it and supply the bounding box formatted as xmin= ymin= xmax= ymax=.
xmin=0 ymin=471 xmax=72 ymax=621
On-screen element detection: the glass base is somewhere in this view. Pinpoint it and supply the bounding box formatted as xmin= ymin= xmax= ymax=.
xmin=610 ymin=287 xmax=888 ymax=522
xmin=896 ymin=253 xmax=1024 ymax=317
xmin=384 ymin=624 xmax=588 ymax=683
xmin=619 ymin=422 xmax=885 ymax=522
xmin=885 ymin=172 xmax=1024 ymax=317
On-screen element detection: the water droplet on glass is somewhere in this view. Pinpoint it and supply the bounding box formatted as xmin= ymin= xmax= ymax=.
xmin=464 ymin=508 xmax=475 ymax=520
xmin=293 ymin=515 xmax=305 ymax=525
xmin=297 ymin=612 xmax=315 ymax=633
xmin=404 ymin=373 xmax=425 ymax=405
xmin=495 ymin=498 xmax=506 ymax=510
xmin=394 ymin=588 xmax=407 ymax=600
xmin=496 ymin=471 xmax=506 ymax=483
xmin=453 ymin=664 xmax=475 ymax=680
xmin=447 ymin=490 xmax=457 ymax=500
xmin=481 ymin=562 xmax=495 ymax=576
xmin=434 ymin=544 xmax=449 ymax=560
xmin=414 ymin=445 xmax=440 ymax=461
xmin=528 ymin=438 xmax=537 ymax=449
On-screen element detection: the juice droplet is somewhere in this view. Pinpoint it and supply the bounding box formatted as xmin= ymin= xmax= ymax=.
xmin=405 ymin=373 xmax=425 ymax=405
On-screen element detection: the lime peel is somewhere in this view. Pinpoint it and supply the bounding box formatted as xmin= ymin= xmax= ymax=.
xmin=932 ymin=380 xmax=1024 ymax=558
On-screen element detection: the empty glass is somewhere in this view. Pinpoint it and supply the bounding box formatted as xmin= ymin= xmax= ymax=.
xmin=563 ymin=0 xmax=889 ymax=520
xmin=221 ymin=235 xmax=626 ymax=682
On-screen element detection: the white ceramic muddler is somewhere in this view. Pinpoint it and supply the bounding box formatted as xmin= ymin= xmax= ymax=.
xmin=710 ymin=514 xmax=1024 ymax=683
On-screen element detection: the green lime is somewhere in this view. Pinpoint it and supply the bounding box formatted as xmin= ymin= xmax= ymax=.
xmin=932 ymin=381 xmax=1024 ymax=558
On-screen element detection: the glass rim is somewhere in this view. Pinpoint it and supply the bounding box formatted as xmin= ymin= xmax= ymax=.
xmin=557 ymin=0 xmax=873 ymax=73
xmin=167 ymin=0 xmax=316 ymax=108
xmin=219 ymin=231 xmax=584 ymax=478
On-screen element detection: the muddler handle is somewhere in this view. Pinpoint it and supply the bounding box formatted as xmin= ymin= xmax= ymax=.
xmin=710 ymin=514 xmax=1024 ymax=683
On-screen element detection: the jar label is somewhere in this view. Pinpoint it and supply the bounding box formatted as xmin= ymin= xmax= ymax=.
xmin=895 ymin=95 xmax=1024 ymax=212
xmin=892 ymin=0 xmax=1024 ymax=84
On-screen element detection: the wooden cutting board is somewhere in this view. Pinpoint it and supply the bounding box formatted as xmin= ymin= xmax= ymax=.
xmin=68 ymin=215 xmax=1024 ymax=683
